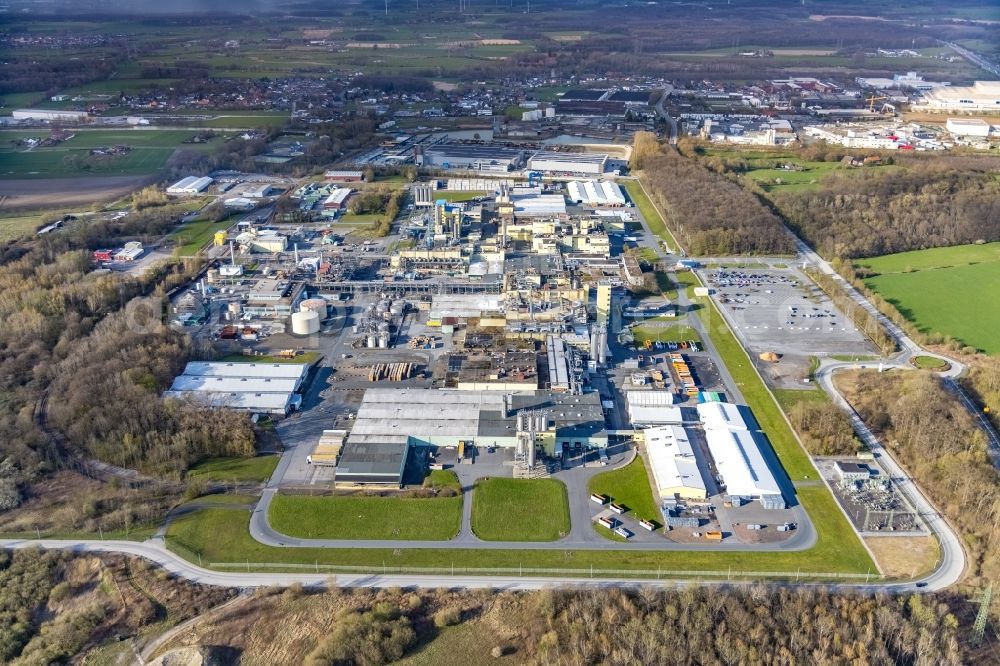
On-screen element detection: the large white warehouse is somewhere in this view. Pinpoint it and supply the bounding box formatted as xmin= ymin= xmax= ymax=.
xmin=566 ymin=180 xmax=626 ymax=207
xmin=697 ymin=401 xmax=785 ymax=509
xmin=165 ymin=361 xmax=311 ymax=414
xmin=529 ymin=151 xmax=608 ymax=176
xmin=918 ymin=80 xmax=1000 ymax=111
xmin=643 ymin=425 xmax=707 ymax=500
xmin=12 ymin=109 xmax=89 ymax=122
xmin=167 ymin=176 xmax=214 ymax=195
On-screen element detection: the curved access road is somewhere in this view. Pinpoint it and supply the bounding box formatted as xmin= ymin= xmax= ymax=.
xmin=814 ymin=360 xmax=967 ymax=592
xmin=0 ymin=535 xmax=953 ymax=593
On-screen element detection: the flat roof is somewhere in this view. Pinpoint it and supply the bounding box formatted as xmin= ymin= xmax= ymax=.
xmin=182 ymin=361 xmax=309 ymax=381
xmin=337 ymin=441 xmax=408 ymax=482
xmin=425 ymin=143 xmax=523 ymax=159
xmin=529 ymin=151 xmax=608 ymax=164
xmin=170 ymin=375 xmax=300 ymax=394
xmin=697 ymin=402 xmax=781 ymax=499
xmin=645 ymin=425 xmax=707 ymax=495
xmin=164 ymin=390 xmax=294 ymax=413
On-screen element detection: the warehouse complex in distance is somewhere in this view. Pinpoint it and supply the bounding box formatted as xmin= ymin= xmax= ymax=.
xmin=167 ymin=175 xmax=214 ymax=194
xmin=566 ymin=180 xmax=627 ymax=207
xmin=917 ymin=80 xmax=1000 ymax=111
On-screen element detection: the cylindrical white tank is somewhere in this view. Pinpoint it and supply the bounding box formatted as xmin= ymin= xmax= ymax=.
xmin=300 ymin=298 xmax=327 ymax=315
xmin=291 ymin=309 xmax=320 ymax=335
xmin=390 ymin=302 xmax=404 ymax=316
xmin=367 ymin=333 xmax=377 ymax=348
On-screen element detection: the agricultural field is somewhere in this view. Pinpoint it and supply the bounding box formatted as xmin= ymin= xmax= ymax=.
xmin=0 ymin=129 xmax=228 ymax=179
xmin=856 ymin=243 xmax=1000 ymax=355
xmin=268 ymin=493 xmax=463 ymax=541
xmin=471 ymin=478 xmax=570 ymax=542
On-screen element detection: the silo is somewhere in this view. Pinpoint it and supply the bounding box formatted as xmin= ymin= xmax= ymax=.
xmin=290 ymin=309 xmax=320 ymax=336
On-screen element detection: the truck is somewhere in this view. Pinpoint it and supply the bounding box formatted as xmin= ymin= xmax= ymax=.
xmin=307 ymin=429 xmax=347 ymax=466
xmin=705 ymin=530 xmax=723 ymax=541
xmin=457 ymin=441 xmax=466 ymax=462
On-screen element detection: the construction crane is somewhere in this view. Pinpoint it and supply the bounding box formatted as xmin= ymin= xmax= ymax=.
xmin=865 ymin=95 xmax=890 ymax=112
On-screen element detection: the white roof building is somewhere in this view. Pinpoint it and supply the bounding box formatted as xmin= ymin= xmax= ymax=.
xmin=697 ymin=402 xmax=785 ymax=508
xmin=323 ymin=187 xmax=353 ymax=208
xmin=182 ymin=361 xmax=309 ymax=390
xmin=918 ymin=81 xmax=1000 ymax=111
xmin=627 ymin=391 xmax=694 ymax=427
xmin=167 ymin=176 xmax=213 ymax=195
xmin=529 ymin=151 xmax=608 ymax=175
xmin=644 ymin=425 xmax=707 ymax=500
xmin=164 ymin=390 xmax=300 ymax=415
xmin=945 ymin=117 xmax=993 ymax=137
xmin=165 ymin=361 xmax=311 ymax=416
xmin=512 ymin=193 xmax=568 ymax=217
xmin=566 ymin=180 xmax=627 ymax=207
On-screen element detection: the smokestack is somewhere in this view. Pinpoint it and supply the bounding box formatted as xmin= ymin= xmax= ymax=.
xmin=229 ymin=241 xmax=235 ymax=265
xmin=294 ymin=243 xmax=299 ymax=264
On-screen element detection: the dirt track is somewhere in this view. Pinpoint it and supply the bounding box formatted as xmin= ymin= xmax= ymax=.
xmin=0 ymin=175 xmax=154 ymax=211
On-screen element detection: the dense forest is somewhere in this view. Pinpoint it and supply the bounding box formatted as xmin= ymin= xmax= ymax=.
xmin=773 ymin=156 xmax=1000 ymax=259
xmin=634 ymin=136 xmax=794 ymax=256
xmin=837 ymin=369 xmax=1000 ymax=583
xmin=0 ymin=208 xmax=258 ymax=528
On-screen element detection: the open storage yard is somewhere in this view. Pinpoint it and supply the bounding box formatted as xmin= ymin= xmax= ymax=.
xmin=856 ymin=242 xmax=1000 ymax=355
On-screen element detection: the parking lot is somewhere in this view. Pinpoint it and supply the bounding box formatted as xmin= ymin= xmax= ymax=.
xmin=704 ymin=267 xmax=876 ymax=356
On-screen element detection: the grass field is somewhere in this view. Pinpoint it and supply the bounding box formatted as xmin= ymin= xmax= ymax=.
xmin=911 ymin=355 xmax=950 ymax=370
xmin=423 ymin=469 xmax=462 ymax=491
xmin=857 ymin=243 xmax=1000 ymax=355
xmin=629 ymin=321 xmax=700 ymax=345
xmin=622 ymin=180 xmax=681 ymax=253
xmin=187 ymin=456 xmax=278 ymax=483
xmin=434 ymin=190 xmax=488 ymax=203
xmin=587 ymin=457 xmax=661 ymax=524
xmin=0 ymin=211 xmax=50 ymax=242
xmin=471 ymin=478 xmax=570 ymax=542
xmin=268 ymin=494 xmax=463 ymax=541
xmin=165 ymin=503 xmax=875 ymax=577
xmin=170 ymin=216 xmax=232 ymax=256
xmin=0 ymin=129 xmax=227 ymax=179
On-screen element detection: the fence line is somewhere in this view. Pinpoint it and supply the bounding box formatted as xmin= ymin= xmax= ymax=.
xmin=206 ymin=561 xmax=883 ymax=581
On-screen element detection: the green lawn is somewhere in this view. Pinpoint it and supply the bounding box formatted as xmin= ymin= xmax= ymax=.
xmin=857 ymin=244 xmax=1000 ymax=355
xmin=170 ymin=217 xmax=231 ymax=256
xmin=744 ymin=162 xmax=840 ymax=193
xmin=423 ymin=469 xmax=462 ymax=491
xmin=187 ymin=456 xmax=278 ymax=483
xmin=471 ymin=478 xmax=570 ymax=542
xmin=629 ymin=321 xmax=700 ymax=345
xmin=911 ymin=355 xmax=950 ymax=370
xmin=433 ymin=190 xmax=488 ymax=203
xmin=268 ymin=494 xmax=462 ymax=541
xmin=165 ymin=505 xmax=876 ymax=578
xmin=587 ymin=457 xmax=660 ymax=524
xmin=622 ymin=180 xmax=681 ymax=253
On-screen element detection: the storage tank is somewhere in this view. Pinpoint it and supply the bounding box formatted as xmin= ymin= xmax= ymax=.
xmin=300 ymin=298 xmax=328 ymax=317
xmin=291 ymin=309 xmax=321 ymax=336
xmin=390 ymin=301 xmax=405 ymax=316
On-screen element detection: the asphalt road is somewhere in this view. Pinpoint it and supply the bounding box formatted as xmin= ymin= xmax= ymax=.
xmin=0 ymin=536 xmax=949 ymax=593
